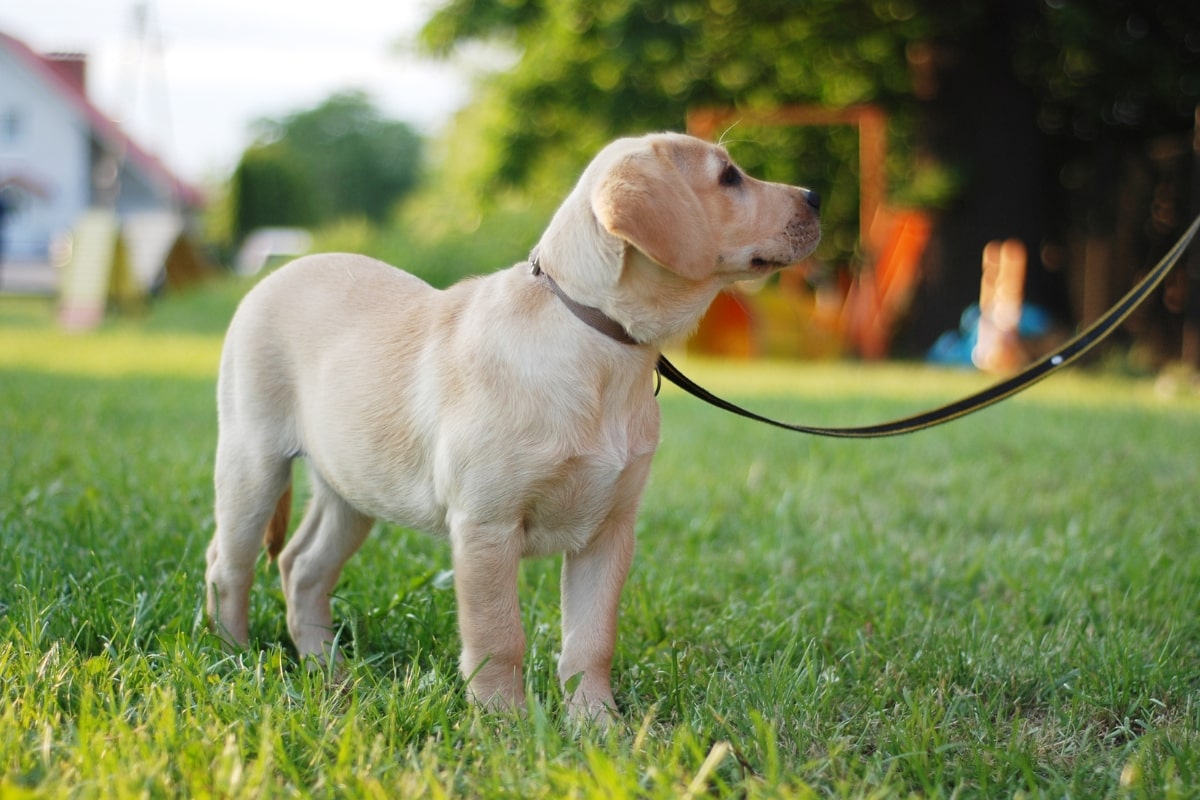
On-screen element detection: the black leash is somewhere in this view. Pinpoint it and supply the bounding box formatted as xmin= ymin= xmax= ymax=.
xmin=658 ymin=212 xmax=1200 ymax=438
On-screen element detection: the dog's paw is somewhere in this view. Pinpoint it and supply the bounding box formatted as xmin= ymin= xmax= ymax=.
xmin=564 ymin=687 xmax=619 ymax=730
xmin=465 ymin=665 xmax=528 ymax=714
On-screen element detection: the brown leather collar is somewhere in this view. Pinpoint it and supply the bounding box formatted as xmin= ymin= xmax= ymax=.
xmin=530 ymin=252 xmax=640 ymax=346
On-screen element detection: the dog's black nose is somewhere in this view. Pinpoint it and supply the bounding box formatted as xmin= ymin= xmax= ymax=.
xmin=803 ymin=189 xmax=821 ymax=211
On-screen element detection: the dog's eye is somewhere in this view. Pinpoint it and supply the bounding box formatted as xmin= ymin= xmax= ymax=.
xmin=719 ymin=164 xmax=743 ymax=188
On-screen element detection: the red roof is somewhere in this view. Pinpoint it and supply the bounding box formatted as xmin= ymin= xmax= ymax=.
xmin=0 ymin=30 xmax=205 ymax=208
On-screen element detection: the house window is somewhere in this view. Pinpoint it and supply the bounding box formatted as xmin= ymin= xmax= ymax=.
xmin=1 ymin=108 xmax=23 ymax=144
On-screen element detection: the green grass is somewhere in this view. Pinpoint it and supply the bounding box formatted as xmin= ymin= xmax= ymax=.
xmin=2 ymin=283 xmax=1199 ymax=797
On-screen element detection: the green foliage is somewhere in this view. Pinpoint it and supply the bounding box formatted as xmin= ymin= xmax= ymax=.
xmin=3 ymin=287 xmax=1200 ymax=796
xmin=1010 ymin=0 xmax=1200 ymax=138
xmin=232 ymin=91 xmax=424 ymax=245
xmin=418 ymin=0 xmax=1200 ymax=269
xmin=232 ymin=143 xmax=318 ymax=243
xmin=256 ymin=91 xmax=424 ymax=222
xmin=419 ymin=0 xmax=934 ymax=266
xmin=307 ymin=198 xmax=550 ymax=288
xmin=421 ymin=0 xmax=924 ymax=164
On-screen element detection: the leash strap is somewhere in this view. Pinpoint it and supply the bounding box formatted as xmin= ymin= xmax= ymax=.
xmin=658 ymin=212 xmax=1200 ymax=438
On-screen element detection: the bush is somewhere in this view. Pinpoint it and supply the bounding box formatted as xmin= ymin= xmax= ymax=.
xmin=310 ymin=203 xmax=551 ymax=288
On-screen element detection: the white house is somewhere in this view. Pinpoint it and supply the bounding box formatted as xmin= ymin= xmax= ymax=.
xmin=0 ymin=30 xmax=203 ymax=288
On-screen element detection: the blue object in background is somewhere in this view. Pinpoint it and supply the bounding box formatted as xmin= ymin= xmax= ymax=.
xmin=927 ymin=304 xmax=1053 ymax=367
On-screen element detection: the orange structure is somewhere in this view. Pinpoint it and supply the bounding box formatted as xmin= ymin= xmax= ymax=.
xmin=687 ymin=106 xmax=929 ymax=360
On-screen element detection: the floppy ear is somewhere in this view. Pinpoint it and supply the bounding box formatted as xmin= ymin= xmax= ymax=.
xmin=591 ymin=152 xmax=718 ymax=281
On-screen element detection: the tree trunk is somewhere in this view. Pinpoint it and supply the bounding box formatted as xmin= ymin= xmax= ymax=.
xmin=897 ymin=2 xmax=1068 ymax=356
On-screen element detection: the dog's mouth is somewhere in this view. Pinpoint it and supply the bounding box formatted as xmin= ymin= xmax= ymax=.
xmin=749 ymin=227 xmax=820 ymax=272
xmin=750 ymin=256 xmax=789 ymax=270
xmin=748 ymin=222 xmax=821 ymax=272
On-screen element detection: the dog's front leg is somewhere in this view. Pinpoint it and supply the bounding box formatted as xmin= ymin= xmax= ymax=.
xmin=450 ymin=516 xmax=527 ymax=711
xmin=559 ymin=509 xmax=636 ymax=723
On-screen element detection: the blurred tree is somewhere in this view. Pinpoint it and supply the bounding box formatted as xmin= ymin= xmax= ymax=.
xmin=420 ymin=0 xmax=1200 ymax=353
xmin=419 ymin=0 xmax=923 ymax=181
xmin=419 ymin=0 xmax=932 ymax=268
xmin=231 ymin=143 xmax=317 ymax=244
xmin=904 ymin=1 xmax=1200 ymax=350
xmin=235 ymin=91 xmax=423 ymax=242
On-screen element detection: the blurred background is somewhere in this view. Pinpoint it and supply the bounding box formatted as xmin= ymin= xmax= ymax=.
xmin=2 ymin=0 xmax=1199 ymax=376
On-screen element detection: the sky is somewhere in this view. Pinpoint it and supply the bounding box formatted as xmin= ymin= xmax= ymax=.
xmin=0 ymin=0 xmax=473 ymax=186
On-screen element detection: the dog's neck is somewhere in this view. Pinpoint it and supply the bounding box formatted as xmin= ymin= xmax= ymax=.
xmin=530 ymin=250 xmax=641 ymax=346
xmin=533 ymin=202 xmax=725 ymax=346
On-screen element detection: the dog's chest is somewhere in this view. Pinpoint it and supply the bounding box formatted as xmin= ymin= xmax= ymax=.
xmin=429 ymin=357 xmax=661 ymax=555
xmin=437 ymin=402 xmax=657 ymax=556
xmin=520 ymin=451 xmax=636 ymax=555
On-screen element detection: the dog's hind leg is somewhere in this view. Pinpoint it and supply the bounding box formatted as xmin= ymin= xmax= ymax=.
xmin=206 ymin=438 xmax=292 ymax=648
xmin=276 ymin=469 xmax=374 ymax=663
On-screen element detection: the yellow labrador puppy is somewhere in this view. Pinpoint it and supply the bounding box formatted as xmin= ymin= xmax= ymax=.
xmin=206 ymin=132 xmax=820 ymax=720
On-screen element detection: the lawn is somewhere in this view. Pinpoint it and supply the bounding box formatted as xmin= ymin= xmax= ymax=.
xmin=2 ymin=283 xmax=1199 ymax=798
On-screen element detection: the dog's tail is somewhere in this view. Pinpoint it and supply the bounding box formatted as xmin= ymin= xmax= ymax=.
xmin=264 ymin=481 xmax=292 ymax=562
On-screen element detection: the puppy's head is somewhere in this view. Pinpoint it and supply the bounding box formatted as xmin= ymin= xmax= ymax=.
xmin=534 ymin=133 xmax=821 ymax=344
xmin=590 ymin=133 xmax=821 ymax=283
